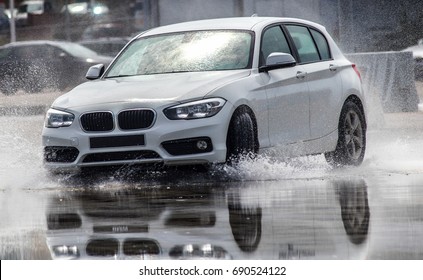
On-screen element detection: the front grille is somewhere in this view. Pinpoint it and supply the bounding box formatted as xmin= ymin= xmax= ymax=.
xmin=118 ymin=109 xmax=155 ymax=130
xmin=85 ymin=238 xmax=160 ymax=257
xmin=80 ymin=112 xmax=114 ymax=132
xmin=44 ymin=146 xmax=79 ymax=163
xmin=82 ymin=150 xmax=161 ymax=163
xmin=47 ymin=213 xmax=82 ymax=230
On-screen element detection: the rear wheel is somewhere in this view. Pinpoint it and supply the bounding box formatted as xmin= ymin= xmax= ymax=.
xmin=226 ymin=110 xmax=256 ymax=164
xmin=325 ymin=100 xmax=366 ymax=166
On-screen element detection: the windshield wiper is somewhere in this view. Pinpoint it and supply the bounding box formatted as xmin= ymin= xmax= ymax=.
xmin=105 ymin=74 xmax=137 ymax=79
xmin=105 ymin=71 xmax=192 ymax=78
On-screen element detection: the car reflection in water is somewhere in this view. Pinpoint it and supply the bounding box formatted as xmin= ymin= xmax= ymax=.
xmin=45 ymin=179 xmax=370 ymax=259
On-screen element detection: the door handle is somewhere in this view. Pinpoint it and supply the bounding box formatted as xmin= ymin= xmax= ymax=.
xmin=329 ymin=64 xmax=338 ymax=71
xmin=296 ymin=71 xmax=307 ymax=79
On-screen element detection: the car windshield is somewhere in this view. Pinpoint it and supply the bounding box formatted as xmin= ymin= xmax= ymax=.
xmin=58 ymin=42 xmax=99 ymax=58
xmin=105 ymin=30 xmax=253 ymax=77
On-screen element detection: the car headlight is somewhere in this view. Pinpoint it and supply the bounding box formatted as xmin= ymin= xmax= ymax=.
xmin=45 ymin=108 xmax=75 ymax=128
xmin=164 ymin=98 xmax=226 ymax=120
xmin=52 ymin=245 xmax=79 ymax=258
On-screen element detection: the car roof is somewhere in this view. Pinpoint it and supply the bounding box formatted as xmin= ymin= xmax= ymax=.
xmin=141 ymin=17 xmax=326 ymax=37
xmin=0 ymin=40 xmax=72 ymax=49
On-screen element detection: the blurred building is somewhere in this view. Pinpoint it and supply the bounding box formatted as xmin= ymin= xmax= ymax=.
xmin=2 ymin=0 xmax=423 ymax=52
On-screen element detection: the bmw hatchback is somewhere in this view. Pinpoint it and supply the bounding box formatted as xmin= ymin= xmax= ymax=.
xmin=42 ymin=17 xmax=366 ymax=173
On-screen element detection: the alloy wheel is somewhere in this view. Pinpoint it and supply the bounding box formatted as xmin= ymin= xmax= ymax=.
xmin=343 ymin=110 xmax=364 ymax=160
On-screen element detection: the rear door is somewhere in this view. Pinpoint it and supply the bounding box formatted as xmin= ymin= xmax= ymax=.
xmin=285 ymin=25 xmax=343 ymax=139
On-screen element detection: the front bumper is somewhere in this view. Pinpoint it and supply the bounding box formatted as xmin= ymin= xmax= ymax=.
xmin=42 ymin=105 xmax=231 ymax=172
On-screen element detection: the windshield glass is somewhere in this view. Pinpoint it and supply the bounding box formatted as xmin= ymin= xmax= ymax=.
xmin=105 ymin=30 xmax=253 ymax=77
xmin=59 ymin=42 xmax=99 ymax=58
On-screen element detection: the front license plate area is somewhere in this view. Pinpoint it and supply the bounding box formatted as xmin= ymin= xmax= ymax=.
xmin=90 ymin=135 xmax=145 ymax=148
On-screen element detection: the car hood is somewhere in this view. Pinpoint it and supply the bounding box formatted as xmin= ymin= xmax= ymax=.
xmin=53 ymin=70 xmax=251 ymax=110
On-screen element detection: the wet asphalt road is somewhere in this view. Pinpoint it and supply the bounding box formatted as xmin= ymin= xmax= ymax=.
xmin=1 ymin=98 xmax=423 ymax=259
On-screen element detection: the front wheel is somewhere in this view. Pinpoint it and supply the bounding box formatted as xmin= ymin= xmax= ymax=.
xmin=325 ymin=101 xmax=366 ymax=166
xmin=226 ymin=110 xmax=256 ymax=164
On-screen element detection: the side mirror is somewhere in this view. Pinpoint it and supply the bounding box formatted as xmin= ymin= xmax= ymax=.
xmin=86 ymin=64 xmax=105 ymax=80
xmin=259 ymin=52 xmax=296 ymax=72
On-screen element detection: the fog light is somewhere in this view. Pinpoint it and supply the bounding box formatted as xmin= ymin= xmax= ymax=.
xmin=161 ymin=137 xmax=213 ymax=155
xmin=196 ymin=140 xmax=208 ymax=150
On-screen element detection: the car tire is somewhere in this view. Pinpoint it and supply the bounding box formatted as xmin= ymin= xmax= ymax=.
xmin=226 ymin=109 xmax=256 ymax=163
xmin=325 ymin=100 xmax=366 ymax=166
xmin=339 ymin=181 xmax=370 ymax=245
xmin=228 ymin=193 xmax=262 ymax=252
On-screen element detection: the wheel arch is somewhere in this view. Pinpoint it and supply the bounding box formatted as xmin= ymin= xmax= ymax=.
xmin=343 ymin=95 xmax=367 ymax=129
xmin=228 ymin=104 xmax=259 ymax=153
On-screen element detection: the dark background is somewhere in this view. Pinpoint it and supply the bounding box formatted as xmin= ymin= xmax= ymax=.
xmin=1 ymin=0 xmax=423 ymax=53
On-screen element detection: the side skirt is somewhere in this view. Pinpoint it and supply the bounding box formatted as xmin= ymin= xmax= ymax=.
xmin=259 ymin=130 xmax=338 ymax=159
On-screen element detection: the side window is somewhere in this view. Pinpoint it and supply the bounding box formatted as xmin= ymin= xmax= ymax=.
xmin=310 ymin=29 xmax=331 ymax=60
xmin=286 ymin=25 xmax=320 ymax=64
xmin=260 ymin=26 xmax=291 ymax=66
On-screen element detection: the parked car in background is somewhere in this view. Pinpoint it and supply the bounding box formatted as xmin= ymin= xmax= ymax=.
xmin=80 ymin=23 xmax=130 ymax=41
xmin=15 ymin=0 xmax=52 ymax=26
xmin=403 ymin=39 xmax=423 ymax=81
xmin=54 ymin=2 xmax=111 ymax=41
xmin=42 ymin=17 xmax=367 ymax=174
xmin=79 ymin=37 xmax=129 ymax=57
xmin=60 ymin=1 xmax=109 ymax=17
xmin=0 ymin=40 xmax=113 ymax=95
xmin=0 ymin=9 xmax=10 ymax=35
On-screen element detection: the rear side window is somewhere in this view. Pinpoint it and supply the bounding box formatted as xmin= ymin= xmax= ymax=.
xmin=310 ymin=29 xmax=331 ymax=60
xmin=260 ymin=25 xmax=291 ymax=66
xmin=286 ymin=25 xmax=320 ymax=64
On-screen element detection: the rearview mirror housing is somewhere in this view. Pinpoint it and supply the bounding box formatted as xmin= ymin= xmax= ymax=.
xmin=86 ymin=64 xmax=105 ymax=80
xmin=259 ymin=52 xmax=296 ymax=72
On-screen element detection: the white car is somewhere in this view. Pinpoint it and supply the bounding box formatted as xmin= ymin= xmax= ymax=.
xmin=42 ymin=17 xmax=366 ymax=173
